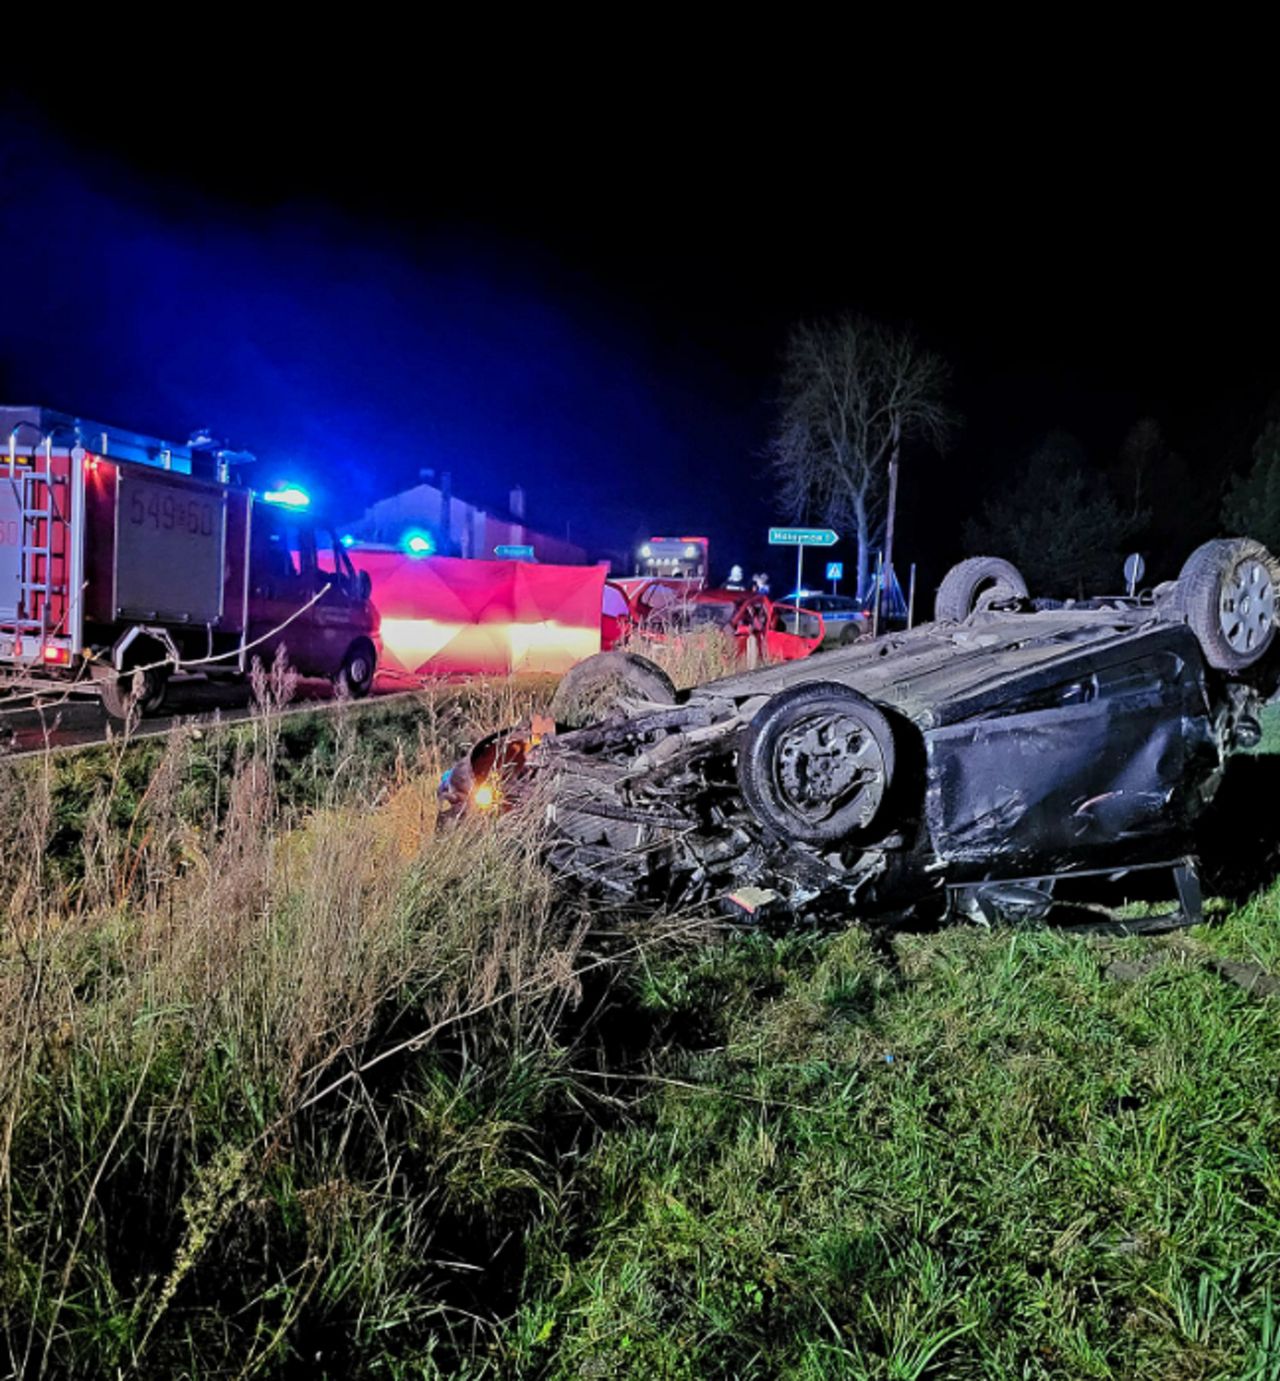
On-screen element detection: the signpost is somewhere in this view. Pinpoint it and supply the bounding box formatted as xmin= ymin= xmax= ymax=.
xmin=494 ymin=544 xmax=535 ymax=561
xmin=825 ymin=560 xmax=843 ymax=593
xmin=769 ymin=527 xmax=838 ymax=632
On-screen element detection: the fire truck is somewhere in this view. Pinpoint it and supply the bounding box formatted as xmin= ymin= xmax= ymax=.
xmin=636 ymin=535 xmax=709 ymax=581
xmin=0 ymin=406 xmax=380 ymax=719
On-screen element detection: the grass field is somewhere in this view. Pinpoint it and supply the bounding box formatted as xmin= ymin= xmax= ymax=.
xmin=0 ymin=679 xmax=1277 ymax=1377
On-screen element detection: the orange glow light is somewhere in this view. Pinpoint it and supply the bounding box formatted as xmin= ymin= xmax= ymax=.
xmin=472 ymin=782 xmax=497 ymax=810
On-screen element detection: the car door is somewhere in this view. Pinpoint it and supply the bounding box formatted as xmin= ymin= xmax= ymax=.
xmin=246 ymin=506 xmax=323 ymax=677
xmin=923 ymin=636 xmax=1214 ymax=871
xmin=729 ymin=595 xmax=770 ymax=666
xmin=602 ymin=580 xmax=633 ymax=650
xmin=312 ymin=525 xmax=366 ymax=673
xmin=766 ymin=601 xmax=824 ymax=660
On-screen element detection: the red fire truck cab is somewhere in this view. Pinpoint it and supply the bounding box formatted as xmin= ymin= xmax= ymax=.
xmin=0 ymin=407 xmax=380 ymax=719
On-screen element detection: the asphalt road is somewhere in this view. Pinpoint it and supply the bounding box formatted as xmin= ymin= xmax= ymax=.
xmin=0 ymin=676 xmax=414 ymax=757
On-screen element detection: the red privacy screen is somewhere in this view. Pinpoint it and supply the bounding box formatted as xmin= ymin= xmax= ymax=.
xmin=348 ymin=553 xmax=605 ymax=679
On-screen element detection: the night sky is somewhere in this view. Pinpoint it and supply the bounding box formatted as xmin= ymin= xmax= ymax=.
xmin=1 ymin=74 xmax=1275 ymax=592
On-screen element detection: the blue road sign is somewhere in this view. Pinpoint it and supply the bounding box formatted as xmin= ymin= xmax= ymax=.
xmin=494 ymin=544 xmax=535 ymax=560
xmin=768 ymin=526 xmax=838 ymax=547
xmin=825 ymin=561 xmax=844 ymax=581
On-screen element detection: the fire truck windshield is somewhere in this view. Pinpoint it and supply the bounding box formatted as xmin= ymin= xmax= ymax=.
xmin=637 ymin=536 xmax=708 ymax=580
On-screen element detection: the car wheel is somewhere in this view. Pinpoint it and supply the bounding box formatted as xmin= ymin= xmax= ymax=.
xmin=934 ymin=557 xmax=1029 ymax=622
xmin=550 ymin=651 xmax=677 ymax=728
xmin=1176 ymin=538 xmax=1279 ymax=671
xmin=736 ymin=681 xmax=896 ymax=846
xmin=95 ymin=662 xmax=169 ymax=723
xmin=335 ymin=640 xmax=377 ymax=698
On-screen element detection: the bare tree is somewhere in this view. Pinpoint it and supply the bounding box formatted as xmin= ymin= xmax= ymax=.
xmin=768 ymin=315 xmax=956 ymax=596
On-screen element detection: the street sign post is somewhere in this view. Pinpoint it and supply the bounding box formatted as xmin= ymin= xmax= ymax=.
xmin=768 ymin=527 xmax=838 ymax=547
xmin=825 ymin=560 xmax=843 ymax=593
xmin=494 ymin=544 xmax=535 ymax=561
xmin=769 ymin=527 xmax=839 ymax=632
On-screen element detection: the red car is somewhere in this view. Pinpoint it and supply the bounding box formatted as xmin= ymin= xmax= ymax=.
xmin=603 ymin=579 xmax=823 ymax=663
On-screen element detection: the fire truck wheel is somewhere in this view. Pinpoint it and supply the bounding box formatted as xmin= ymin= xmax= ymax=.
xmin=335 ymin=640 xmax=376 ymax=699
xmin=95 ymin=664 xmax=169 ymax=723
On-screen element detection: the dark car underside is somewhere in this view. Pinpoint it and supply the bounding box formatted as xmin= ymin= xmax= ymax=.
xmin=443 ymin=541 xmax=1280 ymax=930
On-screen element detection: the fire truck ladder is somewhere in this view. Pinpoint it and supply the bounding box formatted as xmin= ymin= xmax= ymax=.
xmin=5 ymin=431 xmax=71 ymax=643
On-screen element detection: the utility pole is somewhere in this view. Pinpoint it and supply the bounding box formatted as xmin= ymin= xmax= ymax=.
xmin=876 ymin=416 xmax=901 ymax=632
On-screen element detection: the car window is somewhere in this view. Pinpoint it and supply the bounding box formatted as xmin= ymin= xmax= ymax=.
xmin=1000 ymin=655 xmax=1181 ymax=717
xmin=252 ymin=509 xmax=304 ymax=583
xmin=603 ymin=583 xmax=630 ymax=618
xmin=1094 ymin=653 xmax=1184 ymax=698
xmin=772 ymin=606 xmax=821 ymax=638
xmin=315 ymin=529 xmax=338 ymax=575
xmin=690 ymin=602 xmax=736 ymax=628
xmin=313 ymin=527 xmax=361 ymax=595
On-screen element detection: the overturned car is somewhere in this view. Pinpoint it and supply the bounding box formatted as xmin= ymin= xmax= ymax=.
xmin=442 ymin=540 xmax=1280 ymax=927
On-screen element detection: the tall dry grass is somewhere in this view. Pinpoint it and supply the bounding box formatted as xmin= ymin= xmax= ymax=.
xmin=618 ymin=626 xmax=745 ymax=690
xmin=0 ymin=665 xmax=593 ymax=1377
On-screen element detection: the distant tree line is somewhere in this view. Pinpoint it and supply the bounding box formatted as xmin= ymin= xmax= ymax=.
xmin=1222 ymin=420 xmax=1280 ymax=552
xmin=967 ymin=414 xmax=1280 ymax=597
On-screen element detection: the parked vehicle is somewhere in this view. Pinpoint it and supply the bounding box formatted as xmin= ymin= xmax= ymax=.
xmin=786 ymin=591 xmax=871 ymax=646
xmin=602 ymin=579 xmax=824 ymax=662
xmin=0 ymin=406 xmax=380 ymax=719
xmin=445 ymin=540 xmax=1280 ymax=928
xmin=636 ymin=535 xmax=709 ymax=581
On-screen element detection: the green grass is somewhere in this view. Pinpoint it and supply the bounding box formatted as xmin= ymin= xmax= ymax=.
xmin=500 ymin=714 xmax=1280 ymax=1379
xmin=511 ymin=909 xmax=1280 ymax=1379
xmin=1 ymin=681 xmax=1278 ymax=1378
xmin=1257 ymin=701 xmax=1280 ymax=755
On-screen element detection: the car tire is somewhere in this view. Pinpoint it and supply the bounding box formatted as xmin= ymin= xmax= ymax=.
xmin=934 ymin=557 xmax=1029 ymax=622
xmin=335 ymin=640 xmax=377 ymax=698
xmin=550 ymin=651 xmax=677 ymax=728
xmin=1176 ymin=538 xmax=1279 ymax=672
xmin=736 ymin=681 xmax=896 ymax=846
xmin=95 ymin=663 xmax=169 ymax=724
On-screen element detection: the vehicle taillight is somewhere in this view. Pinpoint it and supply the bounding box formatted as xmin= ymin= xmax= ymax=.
xmin=42 ymin=645 xmax=70 ymax=665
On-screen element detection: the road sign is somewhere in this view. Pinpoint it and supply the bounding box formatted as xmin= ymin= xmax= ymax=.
xmin=825 ymin=561 xmax=843 ymax=581
xmin=769 ymin=526 xmax=838 ymax=547
xmin=1123 ymin=552 xmax=1145 ymax=595
xmin=494 ymin=544 xmax=535 ymax=560
xmin=770 ymin=528 xmax=839 ymax=632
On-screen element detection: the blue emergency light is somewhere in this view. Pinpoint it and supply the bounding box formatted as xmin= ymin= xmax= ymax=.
xmin=261 ymin=485 xmax=311 ymax=509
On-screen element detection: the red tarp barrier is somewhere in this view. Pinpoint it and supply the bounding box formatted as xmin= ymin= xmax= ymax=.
xmin=348 ymin=553 xmax=605 ymax=679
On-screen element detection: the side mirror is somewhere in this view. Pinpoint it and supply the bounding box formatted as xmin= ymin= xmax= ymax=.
xmin=358 ymin=570 xmax=373 ymax=602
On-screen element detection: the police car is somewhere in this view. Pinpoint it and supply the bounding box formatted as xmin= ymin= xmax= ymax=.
xmin=785 ymin=591 xmax=870 ymax=646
